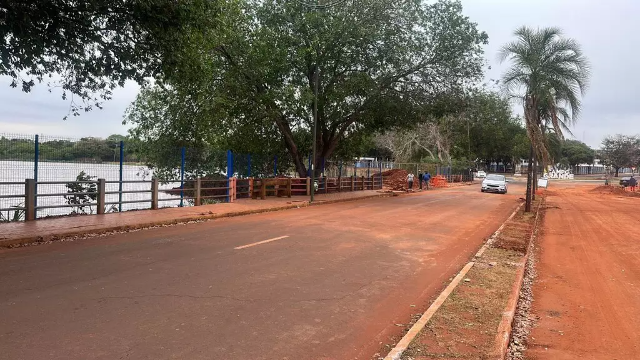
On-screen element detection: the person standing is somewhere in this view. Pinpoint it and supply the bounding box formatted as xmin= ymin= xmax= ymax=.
xmin=423 ymin=172 xmax=431 ymax=190
xmin=407 ymin=173 xmax=415 ymax=190
xmin=630 ymin=175 xmax=637 ymax=192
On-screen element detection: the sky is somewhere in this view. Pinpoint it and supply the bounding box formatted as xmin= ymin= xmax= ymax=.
xmin=0 ymin=0 xmax=638 ymax=148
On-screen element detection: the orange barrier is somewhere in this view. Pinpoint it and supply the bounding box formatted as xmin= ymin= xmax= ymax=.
xmin=430 ymin=175 xmax=448 ymax=188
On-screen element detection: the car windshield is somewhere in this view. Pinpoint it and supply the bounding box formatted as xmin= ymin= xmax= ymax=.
xmin=486 ymin=174 xmax=505 ymax=181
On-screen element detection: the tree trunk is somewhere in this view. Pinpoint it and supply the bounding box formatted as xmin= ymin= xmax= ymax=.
xmin=525 ymin=144 xmax=533 ymax=212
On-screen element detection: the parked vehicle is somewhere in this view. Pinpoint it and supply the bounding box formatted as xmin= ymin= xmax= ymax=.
xmin=481 ymin=174 xmax=508 ymax=194
xmin=620 ymin=177 xmax=631 ymax=187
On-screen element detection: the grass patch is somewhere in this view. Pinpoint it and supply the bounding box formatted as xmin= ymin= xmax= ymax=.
xmin=400 ymin=202 xmax=539 ymax=360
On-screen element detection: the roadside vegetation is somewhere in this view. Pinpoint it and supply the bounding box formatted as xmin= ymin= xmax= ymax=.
xmin=400 ymin=200 xmax=541 ymax=359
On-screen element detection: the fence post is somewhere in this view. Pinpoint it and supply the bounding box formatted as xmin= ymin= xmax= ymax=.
xmin=249 ymin=178 xmax=254 ymax=198
xmin=151 ymin=178 xmax=159 ymax=210
xmin=180 ymin=147 xmax=186 ymax=207
xmin=119 ymin=141 xmax=124 ymax=212
xmin=274 ymin=155 xmax=278 ymax=177
xmin=195 ymin=178 xmax=202 ymax=206
xmin=380 ymin=162 xmax=383 ymax=189
xmin=33 ymin=135 xmax=39 ymax=219
xmin=226 ymin=150 xmax=233 ymax=203
xmin=370 ymin=175 xmax=374 ymax=190
xmin=230 ymin=178 xmax=236 ymax=203
xmin=287 ymin=178 xmax=292 ymax=198
xmin=306 ymin=177 xmax=311 ymax=195
xmin=25 ymin=179 xmax=36 ymax=221
xmin=351 ymin=176 xmax=355 ymax=191
xmin=324 ymin=176 xmax=328 ymax=194
xmin=97 ymin=178 xmax=106 ymax=215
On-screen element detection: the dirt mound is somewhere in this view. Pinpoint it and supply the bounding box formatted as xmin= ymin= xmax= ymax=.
xmin=590 ymin=185 xmax=640 ymax=197
xmin=381 ymin=169 xmax=411 ymax=191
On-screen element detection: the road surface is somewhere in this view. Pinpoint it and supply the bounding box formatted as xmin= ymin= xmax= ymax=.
xmin=0 ymin=183 xmax=522 ymax=360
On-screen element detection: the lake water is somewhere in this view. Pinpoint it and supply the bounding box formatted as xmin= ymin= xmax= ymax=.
xmin=0 ymin=161 xmax=185 ymax=219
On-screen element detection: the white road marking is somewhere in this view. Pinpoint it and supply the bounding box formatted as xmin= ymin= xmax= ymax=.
xmin=234 ymin=236 xmax=290 ymax=250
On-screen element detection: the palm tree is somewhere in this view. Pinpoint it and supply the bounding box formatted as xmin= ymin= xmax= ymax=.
xmin=499 ymin=26 xmax=589 ymax=211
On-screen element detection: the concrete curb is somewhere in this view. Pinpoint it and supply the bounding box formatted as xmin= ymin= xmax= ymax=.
xmin=382 ymin=201 xmax=524 ymax=360
xmin=384 ymin=262 xmax=475 ymax=360
xmin=491 ymin=197 xmax=544 ymax=359
xmin=1 ymin=192 xmax=398 ymax=248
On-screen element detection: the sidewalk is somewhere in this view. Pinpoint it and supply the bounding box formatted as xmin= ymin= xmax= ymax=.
xmin=0 ymin=190 xmax=394 ymax=248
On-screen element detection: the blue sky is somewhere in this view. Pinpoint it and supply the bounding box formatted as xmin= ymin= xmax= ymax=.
xmin=1 ymin=0 xmax=638 ymax=149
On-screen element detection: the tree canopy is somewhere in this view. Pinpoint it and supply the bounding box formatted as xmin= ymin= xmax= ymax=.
xmin=1 ymin=0 xmax=216 ymax=117
xmin=601 ymin=134 xmax=640 ymax=176
xmin=560 ymin=139 xmax=594 ymax=167
xmin=125 ymin=0 xmax=488 ymax=177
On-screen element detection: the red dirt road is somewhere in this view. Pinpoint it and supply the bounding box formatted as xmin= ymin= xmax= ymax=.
xmin=0 ymin=185 xmax=522 ymax=360
xmin=526 ymin=184 xmax=640 ymax=359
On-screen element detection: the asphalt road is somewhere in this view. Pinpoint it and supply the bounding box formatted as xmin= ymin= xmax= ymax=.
xmin=0 ymin=183 xmax=523 ymax=360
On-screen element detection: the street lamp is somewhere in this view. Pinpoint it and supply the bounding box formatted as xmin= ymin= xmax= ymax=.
xmin=296 ymin=0 xmax=344 ymax=202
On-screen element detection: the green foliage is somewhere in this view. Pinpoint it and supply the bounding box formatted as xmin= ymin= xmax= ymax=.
xmin=373 ymin=89 xmax=528 ymax=168
xmin=125 ymin=0 xmax=488 ymax=177
xmin=499 ymin=26 xmax=590 ymax=164
xmin=0 ymin=203 xmax=25 ymax=222
xmin=1 ymin=0 xmax=217 ymax=117
xmin=64 ymin=171 xmax=97 ymax=214
xmin=0 ymin=135 xmax=139 ymax=163
xmin=561 ymin=140 xmax=594 ymax=166
xmin=601 ymin=135 xmax=640 ymax=175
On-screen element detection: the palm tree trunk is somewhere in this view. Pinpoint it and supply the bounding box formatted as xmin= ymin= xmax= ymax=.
xmin=525 ymin=144 xmax=533 ymax=212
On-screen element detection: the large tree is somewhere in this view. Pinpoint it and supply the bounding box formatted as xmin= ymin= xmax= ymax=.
xmin=561 ymin=139 xmax=594 ymax=168
xmin=499 ymin=27 xmax=590 ymax=211
xmin=1 ymin=0 xmax=215 ymax=117
xmin=601 ymin=134 xmax=639 ymax=177
xmin=125 ymin=0 xmax=488 ymax=178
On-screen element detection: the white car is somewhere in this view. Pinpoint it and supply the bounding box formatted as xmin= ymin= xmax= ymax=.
xmin=481 ymin=174 xmax=508 ymax=194
xmin=475 ymin=170 xmax=487 ymax=179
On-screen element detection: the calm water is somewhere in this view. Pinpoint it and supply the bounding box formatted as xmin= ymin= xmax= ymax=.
xmin=0 ymin=161 xmax=184 ymax=219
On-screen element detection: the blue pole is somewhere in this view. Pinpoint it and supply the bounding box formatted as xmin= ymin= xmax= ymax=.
xmin=180 ymin=147 xmax=185 ymax=207
xmin=308 ymin=154 xmax=311 ymax=177
xmin=274 ymin=155 xmax=278 ymax=177
xmin=34 ymin=134 xmax=39 ymax=218
xmin=226 ymin=150 xmax=232 ymax=203
xmin=247 ymin=154 xmax=252 ymax=178
xmin=339 ymin=161 xmax=343 ymax=177
xmin=119 ymin=141 xmax=124 ymax=212
xmin=367 ymin=161 xmax=370 ymax=178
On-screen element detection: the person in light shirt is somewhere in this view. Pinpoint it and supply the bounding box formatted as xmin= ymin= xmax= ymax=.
xmin=407 ymin=173 xmax=414 ymax=190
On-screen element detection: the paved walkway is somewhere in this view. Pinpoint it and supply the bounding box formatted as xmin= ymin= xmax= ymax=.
xmin=0 ymin=191 xmax=389 ymax=247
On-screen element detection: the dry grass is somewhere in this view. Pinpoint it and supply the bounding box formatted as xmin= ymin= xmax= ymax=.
xmin=401 ymin=203 xmax=539 ymax=360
